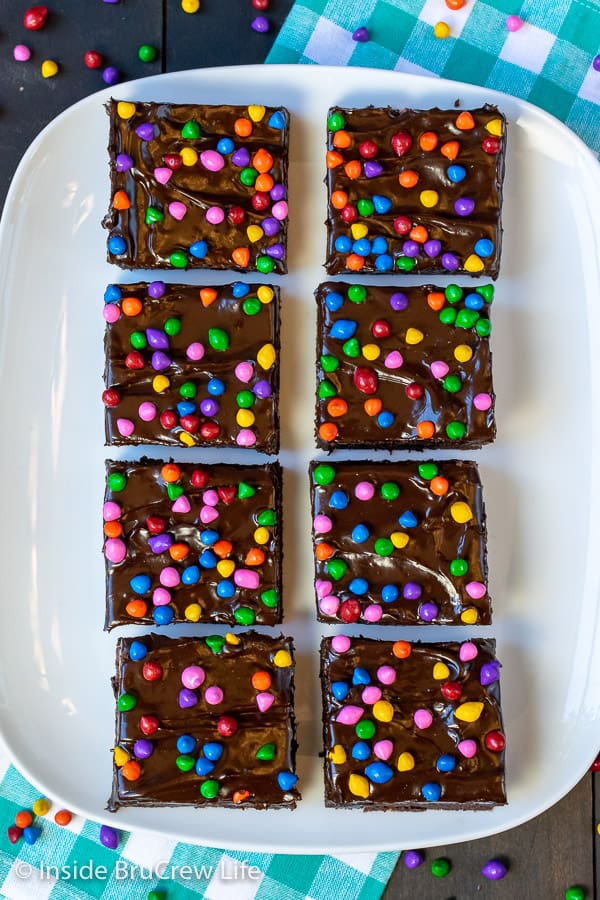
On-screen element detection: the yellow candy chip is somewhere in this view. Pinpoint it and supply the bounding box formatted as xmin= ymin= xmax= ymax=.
xmin=117 ymin=101 xmax=136 ymax=119
xmin=486 ymin=118 xmax=503 ymax=137
xmin=181 ymin=0 xmax=200 ymax=12
xmin=257 ymin=343 xmax=276 ymax=370
xmin=597 ymin=823 xmax=600 ymax=835
xmin=434 ymin=20 xmax=451 ymax=38
xmin=329 ymin=744 xmax=347 ymax=765
xmin=454 ymin=343 xmax=473 ymax=363
xmin=461 ymin=607 xmax=479 ymax=625
xmin=405 ymin=327 xmax=424 ymax=345
xmin=397 ymin=752 xmax=415 ymax=772
xmin=33 ymin=798 xmax=51 ymax=817
xmin=41 ymin=59 xmax=59 ymax=78
xmin=450 ymin=501 xmax=473 ymax=524
xmin=181 ymin=147 xmax=198 ymax=166
xmin=185 ymin=603 xmax=202 ymax=622
xmin=248 ymin=105 xmax=266 ymax=123
xmin=362 ymin=343 xmax=381 ymax=361
xmin=114 ymin=747 xmax=130 ymax=767
xmin=247 ymin=225 xmax=264 ymax=243
xmin=225 ymin=632 xmax=240 ymax=645
xmin=254 ymin=526 xmax=270 ymax=545
xmin=433 ymin=662 xmax=450 ymax=680
xmin=351 ymin=223 xmax=369 ymax=240
xmin=391 ymin=531 xmax=409 ymax=549
xmin=237 ymin=409 xmax=255 ymax=427
xmin=464 ymin=253 xmax=484 ymax=273
xmin=153 ymin=375 xmax=170 ymax=393
xmin=257 ymin=285 xmax=274 ymax=304
xmin=455 ymin=701 xmax=484 ymax=722
xmin=348 ymin=773 xmax=370 ymax=798
xmin=217 ymin=560 xmax=235 ymax=578
xmin=373 ymin=700 xmax=394 ymax=722
xmin=274 ymin=649 xmax=292 ymax=668
xmin=419 ymin=189 xmax=439 ymax=208
xmin=179 ymin=432 xmax=195 ymax=447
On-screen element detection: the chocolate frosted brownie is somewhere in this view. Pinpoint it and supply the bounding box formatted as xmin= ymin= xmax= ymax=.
xmin=103 ymin=460 xmax=282 ymax=629
xmin=310 ymin=460 xmax=490 ymax=626
xmin=316 ymin=281 xmax=494 ymax=450
xmin=103 ymin=281 xmax=280 ymax=453
xmin=104 ymin=100 xmax=289 ymax=272
xmin=325 ymin=105 xmax=506 ymax=277
xmin=321 ymin=636 xmax=506 ymax=809
xmin=109 ymin=632 xmax=300 ymax=810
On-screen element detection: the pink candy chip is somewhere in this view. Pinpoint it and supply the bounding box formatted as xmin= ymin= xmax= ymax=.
xmin=271 ymin=200 xmax=288 ymax=220
xmin=186 ymin=342 xmax=205 ymax=361
xmin=205 ymin=686 xmax=224 ymax=705
xmin=234 ymin=569 xmax=260 ymax=589
xmin=373 ymin=740 xmax=394 ymax=761
xmin=459 ymin=641 xmax=479 ymax=662
xmin=377 ymin=665 xmax=396 ymax=685
xmin=413 ymin=708 xmax=433 ymax=729
xmin=168 ymin=201 xmax=187 ymax=220
xmin=474 ymin=392 xmax=492 ymax=411
xmin=235 ymin=361 xmax=254 ymax=382
xmin=315 ymin=579 xmax=333 ymax=599
xmin=336 ymin=705 xmax=364 ymax=725
xmin=458 ymin=739 xmax=477 ymax=758
xmin=363 ymin=603 xmax=383 ymax=623
xmin=331 ymin=635 xmax=351 ymax=654
xmin=104 ymin=538 xmax=126 ymax=564
xmin=236 ymin=429 xmax=256 ymax=447
xmin=355 ymin=480 xmax=375 ymax=501
xmin=202 ymin=489 xmax=219 ymax=507
xmin=384 ymin=350 xmax=403 ymax=369
xmin=431 ymin=360 xmax=449 ymax=379
xmin=200 ymin=505 xmax=219 ymax=524
xmin=172 ymin=495 xmax=191 ymax=514
xmin=319 ymin=595 xmax=340 ymax=616
xmin=152 ymin=587 xmax=171 ymax=607
xmin=313 ymin=514 xmax=332 ymax=534
xmin=103 ymin=501 xmax=121 ymax=522
xmin=181 ymin=665 xmax=205 ymax=690
xmin=361 ymin=686 xmax=382 ymax=705
xmin=103 ymin=304 xmax=120 ymax=323
xmin=138 ymin=401 xmax=157 ymax=422
xmin=160 ymin=566 xmax=180 ymax=588
xmin=200 ymin=149 xmax=225 ymax=172
xmin=206 ymin=206 xmax=225 ymax=225
xmin=154 ymin=166 xmax=172 ymax=184
xmin=465 ymin=581 xmax=486 ymax=600
xmin=116 ymin=418 xmax=134 ymax=437
xmin=256 ymin=692 xmax=274 ymax=712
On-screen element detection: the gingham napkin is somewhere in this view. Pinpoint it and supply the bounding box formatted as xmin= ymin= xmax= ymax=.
xmin=267 ymin=0 xmax=600 ymax=153
xmin=0 ymin=743 xmax=397 ymax=899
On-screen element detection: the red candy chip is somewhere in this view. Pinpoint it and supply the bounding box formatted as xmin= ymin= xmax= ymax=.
xmin=482 ymin=136 xmax=500 ymax=155
xmin=372 ymin=319 xmax=391 ymax=339
xmin=358 ymin=140 xmax=378 ymax=159
xmin=340 ymin=204 xmax=358 ymax=224
xmin=590 ymin=753 xmax=600 ymax=772
xmin=125 ymin=351 xmax=145 ymax=370
xmin=217 ymin=715 xmax=238 ymax=737
xmin=163 ymin=153 xmax=182 ymax=170
xmin=7 ymin=826 xmax=22 ymax=844
xmin=251 ymin=192 xmax=270 ymax=211
xmin=393 ymin=215 xmax=412 ymax=235
xmin=441 ymin=681 xmax=462 ymax=701
xmin=252 ymin=0 xmax=269 ymax=8
xmin=353 ymin=366 xmax=379 ymax=395
xmin=339 ymin=599 xmax=361 ymax=623
xmin=485 ymin=730 xmax=506 ymax=752
xmin=142 ymin=661 xmax=163 ymax=682
xmin=405 ymin=382 xmax=424 ymax=400
xmin=200 ymin=422 xmax=220 ymax=440
xmin=228 ymin=206 xmax=245 ymax=225
xmin=139 ymin=715 xmax=159 ymax=735
xmin=391 ymin=131 xmax=413 ymax=157
xmin=146 ymin=515 xmax=165 ymax=534
xmin=160 ymin=410 xmax=177 ymax=430
xmin=84 ymin=50 xmax=103 ymax=69
xmin=191 ymin=469 xmax=210 ymax=488
xmin=217 ymin=486 xmax=237 ymax=505
xmin=102 ymin=388 xmax=120 ymax=407
xmin=180 ymin=414 xmax=200 ymax=434
xmin=24 ymin=5 xmax=48 ymax=30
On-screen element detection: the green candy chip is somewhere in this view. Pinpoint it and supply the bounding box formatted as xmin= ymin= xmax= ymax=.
xmin=328 ymin=111 xmax=345 ymax=132
xmin=238 ymin=482 xmax=256 ymax=499
xmin=205 ymin=635 xmax=225 ymax=654
xmin=256 ymin=742 xmax=276 ymax=761
xmin=347 ymin=284 xmax=367 ymax=303
xmin=260 ymin=589 xmax=278 ymax=608
xmin=445 ymin=284 xmax=463 ymax=303
xmin=418 ymin=462 xmax=438 ymax=480
xmin=380 ymin=482 xmax=400 ymax=500
xmin=321 ymin=355 xmax=339 ymax=373
xmin=118 ymin=693 xmax=136 ymax=712
xmin=450 ymin=558 xmax=469 ymax=577
xmin=327 ymin=558 xmax=348 ymax=580
xmin=181 ymin=120 xmax=201 ymax=139
xmin=355 ymin=719 xmax=376 ymax=740
xmin=176 ymin=755 xmax=195 ymax=772
xmin=342 ymin=337 xmax=360 ymax=358
xmin=257 ymin=509 xmax=276 ymax=526
xmin=243 ymin=297 xmax=262 ymax=316
xmin=319 ymin=380 xmax=337 ymax=399
xmin=396 ymin=256 xmax=416 ymax=272
xmin=200 ymin=779 xmax=219 ymax=799
xmin=374 ymin=537 xmax=394 ymax=557
xmin=108 ymin=472 xmax=127 ymax=492
xmin=234 ymin=607 xmax=255 ymax=626
xmin=313 ymin=464 xmax=335 ymax=486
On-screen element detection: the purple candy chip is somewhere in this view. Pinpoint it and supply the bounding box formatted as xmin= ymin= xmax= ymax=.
xmin=390 ymin=292 xmax=409 ymax=312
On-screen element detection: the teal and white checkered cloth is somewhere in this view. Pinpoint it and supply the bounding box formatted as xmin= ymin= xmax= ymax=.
xmin=0 ymin=745 xmax=397 ymax=899
xmin=267 ymin=0 xmax=600 ymax=153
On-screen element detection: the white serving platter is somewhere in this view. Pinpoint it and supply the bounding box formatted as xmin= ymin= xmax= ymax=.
xmin=0 ymin=65 xmax=599 ymax=853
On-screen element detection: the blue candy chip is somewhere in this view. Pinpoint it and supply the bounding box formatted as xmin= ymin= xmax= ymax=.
xmin=200 ymin=529 xmax=219 ymax=546
xmin=375 ymin=253 xmax=393 ymax=271
xmin=352 ymin=667 xmax=371 ymax=685
xmin=203 ymin=742 xmax=224 ymax=760
xmin=268 ymin=111 xmax=286 ymax=130
xmin=216 ymin=137 xmax=235 ymax=155
xmin=329 ymin=490 xmax=349 ymax=510
xmin=365 ymin=762 xmax=394 ymax=784
xmin=181 ymin=565 xmax=200 ymax=585
xmin=465 ymin=292 xmax=484 ymax=310
xmin=189 ymin=240 xmax=208 ymax=259
xmin=349 ymin=577 xmax=369 ymax=596
xmin=22 ymin=826 xmax=41 ymax=845
xmin=207 ymin=378 xmax=225 ymax=396
xmin=277 ymin=771 xmax=298 ymax=791
xmin=329 ymin=319 xmax=357 ymax=340
xmin=372 ymin=195 xmax=392 ymax=214
xmin=153 ymin=605 xmax=174 ymax=626
xmin=398 ymin=510 xmax=418 ymax=528
xmin=129 ymin=640 xmax=148 ymax=661
xmin=351 ymin=741 xmax=371 ymax=760
xmin=377 ymin=411 xmax=394 ymax=428
xmin=474 ymin=238 xmax=494 ymax=258
xmin=199 ymin=549 xmax=217 ymax=569
xmin=381 ymin=584 xmax=399 ymax=603
xmin=177 ymin=401 xmax=196 ymax=417
xmin=104 ymin=284 xmax=122 ymax=303
xmin=130 ymin=574 xmax=151 ymax=595
xmin=371 ymin=236 xmax=388 ymax=255
xmin=331 ymin=681 xmax=349 ymax=701
xmin=326 ymin=291 xmax=345 ymax=312
xmin=351 ymin=523 xmax=370 ymax=543
xmin=177 ymin=734 xmax=196 ymax=755
xmin=447 ymin=164 xmax=466 ymax=183
xmin=195 ymin=757 xmax=215 ymax=777
xmin=436 ymin=754 xmax=456 ymax=772
xmin=232 ymin=281 xmax=250 ymax=297
xmin=352 ymin=238 xmax=371 ymax=257
xmin=421 ymin=781 xmax=442 ymax=801
xmin=108 ymin=235 xmax=127 ymax=255
xmin=217 ymin=580 xmax=235 ymax=599
xmin=334 ymin=236 xmax=352 ymax=254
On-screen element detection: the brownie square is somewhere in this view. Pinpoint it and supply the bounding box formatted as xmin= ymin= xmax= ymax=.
xmin=325 ymin=105 xmax=506 ymax=277
xmin=315 ymin=281 xmax=494 ymax=450
xmin=109 ymin=632 xmax=300 ymax=810
xmin=310 ymin=460 xmax=490 ymax=626
xmin=321 ymin=636 xmax=506 ymax=809
xmin=104 ymin=100 xmax=289 ymax=273
xmin=104 ymin=460 xmax=282 ymax=630
xmin=103 ymin=281 xmax=280 ymax=453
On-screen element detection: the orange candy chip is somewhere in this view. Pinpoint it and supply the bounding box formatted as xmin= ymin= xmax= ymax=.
xmin=332 ymin=130 xmax=351 ymax=149
xmin=441 ymin=140 xmax=459 ymax=160
xmin=364 ymin=398 xmax=383 ymax=417
xmin=121 ymin=761 xmax=142 ymax=781
xmin=200 ymin=287 xmax=218 ymax=307
xmin=327 ymin=398 xmax=348 ymax=418
xmin=427 ymin=291 xmax=445 ymax=311
xmin=409 ymin=225 xmax=428 ymax=244
xmin=430 ymin=476 xmax=449 ymax=496
xmin=345 ymin=253 xmax=364 ymax=271
xmin=161 ymin=463 xmax=181 ymax=483
xmin=15 ymin=811 xmax=32 ymax=829
xmin=399 ymin=169 xmax=419 ymax=188
xmin=113 ymin=190 xmax=130 ymax=210
xmin=252 ymin=148 xmax=273 ymax=173
xmin=419 ymin=131 xmax=438 ymax=151
xmin=234 ymin=117 xmax=253 ymax=137
xmin=169 ymin=543 xmax=190 ymax=561
xmin=344 ymin=159 xmax=362 ymax=180
xmin=326 ymin=150 xmax=344 ymax=169
xmin=126 ymin=600 xmax=148 ymax=618
xmin=246 ymin=547 xmax=265 ymax=566
xmin=331 ymin=190 xmax=348 ymax=210
xmin=104 ymin=521 xmax=123 ymax=538
xmin=232 ymin=247 xmax=250 ymax=268
xmin=54 ymin=810 xmax=73 ymax=827
xmin=455 ymin=111 xmax=475 ymax=130
xmin=233 ymin=790 xmax=251 ymax=804
xmin=251 ymin=670 xmax=272 ymax=691
xmin=121 ymin=296 xmax=142 ymax=317
xmin=393 ymin=640 xmax=412 ymax=659
xmin=315 ymin=542 xmax=334 ymax=561
xmin=319 ymin=422 xmax=338 ymax=442
xmin=213 ymin=539 xmax=233 ymax=558
xmin=416 ymin=420 xmax=435 ymax=439
xmin=255 ymin=173 xmax=274 ymax=192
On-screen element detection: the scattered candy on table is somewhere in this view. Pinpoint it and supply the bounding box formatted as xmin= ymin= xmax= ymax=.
xmin=251 ymin=15 xmax=270 ymax=33
xmin=352 ymin=27 xmax=369 ymax=42
xmin=32 ymin=797 xmax=51 ymax=816
xmin=138 ymin=44 xmax=158 ymax=63
xmin=99 ymin=824 xmax=120 ymax=849
xmin=252 ymin=0 xmax=269 ymax=8
xmin=506 ymin=15 xmax=524 ymax=31
xmin=482 ymin=858 xmax=508 ymax=879
xmin=102 ymin=65 xmax=120 ymax=85
xmin=181 ymin=0 xmax=200 ymax=11
xmin=13 ymin=44 xmax=31 ymax=62
xmin=84 ymin=50 xmax=103 ymax=68
xmin=54 ymin=809 xmax=73 ymax=826
xmin=445 ymin=0 xmax=466 ymax=8
xmin=434 ymin=21 xmax=451 ymax=38
xmin=565 ymin=888 xmax=586 ymax=900
xmin=41 ymin=59 xmax=59 ymax=78
xmin=403 ymin=850 xmax=424 ymax=868
xmin=24 ymin=5 xmax=48 ymax=29
xmin=431 ymin=857 xmax=451 ymax=877
xmin=593 ymin=55 xmax=600 ymax=72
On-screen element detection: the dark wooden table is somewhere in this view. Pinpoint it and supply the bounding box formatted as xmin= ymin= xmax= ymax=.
xmin=0 ymin=1 xmax=597 ymax=897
